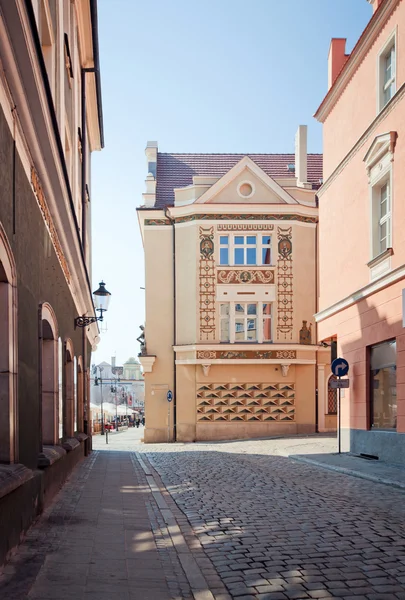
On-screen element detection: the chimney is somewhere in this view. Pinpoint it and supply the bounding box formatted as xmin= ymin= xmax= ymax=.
xmin=328 ymin=39 xmax=349 ymax=89
xmin=295 ymin=125 xmax=307 ymax=188
xmin=142 ymin=141 xmax=158 ymax=207
xmin=367 ymin=0 xmax=383 ymax=13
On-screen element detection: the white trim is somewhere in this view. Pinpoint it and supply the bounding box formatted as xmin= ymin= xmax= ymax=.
xmin=176 ymin=359 xmax=316 ymax=366
xmin=175 ymin=219 xmax=316 ymax=230
xmin=377 ymin=28 xmax=397 ymax=114
xmin=193 ymin=156 xmax=299 ymax=205
xmin=174 ymin=344 xmax=320 ymax=352
xmin=315 ymin=263 xmax=405 ymax=323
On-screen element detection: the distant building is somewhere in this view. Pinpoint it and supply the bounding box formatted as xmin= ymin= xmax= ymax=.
xmin=315 ymin=0 xmax=405 ymax=463
xmin=90 ymin=358 xmax=145 ymax=411
xmin=137 ymin=131 xmax=332 ymax=443
xmin=0 ymin=0 xmax=104 ymax=564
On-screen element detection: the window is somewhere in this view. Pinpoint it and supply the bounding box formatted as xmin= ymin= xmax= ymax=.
xmin=370 ymin=340 xmax=396 ymax=429
xmin=383 ymin=45 xmax=395 ymax=106
xmin=219 ymin=302 xmax=272 ymax=343
xmin=372 ymin=177 xmax=391 ymax=259
xmin=218 ymin=234 xmax=272 ymax=266
xmin=378 ymin=34 xmax=396 ymax=111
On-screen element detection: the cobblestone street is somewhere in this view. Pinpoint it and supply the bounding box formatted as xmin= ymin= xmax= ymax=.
xmin=1 ymin=429 xmax=405 ymax=600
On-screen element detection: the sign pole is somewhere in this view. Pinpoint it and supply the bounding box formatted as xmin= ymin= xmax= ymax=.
xmin=168 ymin=402 xmax=170 ymax=443
xmin=338 ymin=376 xmax=341 ymax=455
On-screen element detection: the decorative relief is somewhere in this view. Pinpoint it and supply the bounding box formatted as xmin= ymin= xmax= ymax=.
xmin=299 ymin=321 xmax=312 ymax=345
xmin=144 ymin=218 xmax=171 ymax=226
xmin=277 ymin=227 xmax=293 ymax=340
xmin=199 ymin=227 xmax=216 ymax=341
xmin=196 ymin=350 xmax=296 ymax=360
xmin=197 ymin=382 xmax=295 ymax=423
xmin=217 ymin=270 xmax=275 ymax=284
xmin=217 ymin=224 xmax=274 ymax=231
xmin=175 ymin=214 xmax=317 ymax=224
xmin=31 ymin=167 xmax=71 ymax=284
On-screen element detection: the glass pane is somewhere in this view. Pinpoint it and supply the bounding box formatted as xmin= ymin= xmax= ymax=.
xmin=247 ymin=319 xmax=257 ymax=340
xmin=220 ymin=317 xmax=230 ymax=342
xmin=385 ymin=55 xmax=392 ymax=83
xmin=371 ymin=366 xmax=397 ymax=429
xmin=263 ymin=317 xmax=272 ymax=341
xmin=262 ymin=303 xmax=272 ymax=315
xmin=220 ymin=236 xmax=228 ymax=245
xmin=220 ymin=304 xmax=229 ymax=316
xmin=247 ymin=248 xmax=256 ymax=265
xmin=247 ymin=236 xmax=256 ymax=245
xmin=384 ymin=84 xmax=393 ymax=105
xmin=234 ymin=248 xmax=244 ymax=265
xmin=247 ymin=304 xmax=257 ymax=315
xmin=370 ymin=340 xmax=396 ymax=370
xmin=235 ymin=319 xmax=245 ymax=341
xmin=380 ymin=221 xmax=387 ymax=242
xmin=262 ymin=247 xmax=271 ymax=265
xmin=235 ymin=303 xmax=244 ymax=315
xmin=234 ymin=236 xmax=244 ymax=245
xmin=262 ymin=236 xmax=271 ymax=245
xmin=220 ymin=248 xmax=229 ymax=265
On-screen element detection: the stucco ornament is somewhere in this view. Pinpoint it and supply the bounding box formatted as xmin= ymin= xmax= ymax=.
xmin=280 ymin=363 xmax=290 ymax=377
xmin=299 ymin=320 xmax=312 ymax=345
xmin=201 ymin=364 xmax=211 ymax=377
xmin=200 ymin=236 xmax=214 ymax=259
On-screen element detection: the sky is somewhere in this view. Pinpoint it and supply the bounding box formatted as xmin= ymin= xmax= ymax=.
xmin=90 ymin=0 xmax=372 ymax=366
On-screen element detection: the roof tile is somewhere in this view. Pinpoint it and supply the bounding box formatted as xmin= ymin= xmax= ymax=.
xmin=155 ymin=153 xmax=323 ymax=208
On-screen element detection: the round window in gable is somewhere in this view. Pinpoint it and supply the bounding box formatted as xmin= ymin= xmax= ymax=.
xmin=237 ymin=181 xmax=255 ymax=199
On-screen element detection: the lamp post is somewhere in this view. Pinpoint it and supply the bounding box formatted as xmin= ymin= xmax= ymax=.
xmin=111 ymin=376 xmax=120 ymax=431
xmin=74 ymin=281 xmax=111 ymax=328
xmin=93 ymin=365 xmax=105 ymax=435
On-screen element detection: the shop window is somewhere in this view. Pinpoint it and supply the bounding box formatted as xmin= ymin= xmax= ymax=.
xmin=370 ymin=340 xmax=397 ymax=429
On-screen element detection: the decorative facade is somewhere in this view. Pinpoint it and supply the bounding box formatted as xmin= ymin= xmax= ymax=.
xmin=0 ymin=0 xmax=104 ymax=564
xmin=138 ymin=128 xmax=333 ymax=443
xmin=315 ymin=0 xmax=405 ymax=464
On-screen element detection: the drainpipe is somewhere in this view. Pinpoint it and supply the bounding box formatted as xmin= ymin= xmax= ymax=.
xmin=165 ymin=208 xmax=177 ymax=442
xmin=315 ymin=199 xmax=319 ymax=433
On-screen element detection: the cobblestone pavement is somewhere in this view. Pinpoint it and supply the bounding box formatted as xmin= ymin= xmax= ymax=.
xmin=2 ymin=430 xmax=405 ymax=600
xmin=138 ymin=436 xmax=405 ymax=600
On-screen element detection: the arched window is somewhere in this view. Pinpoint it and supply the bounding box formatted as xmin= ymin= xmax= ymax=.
xmin=327 ymin=375 xmax=338 ymax=415
xmin=40 ymin=303 xmax=58 ymax=445
xmin=0 ymin=226 xmax=17 ymax=463
xmin=64 ymin=339 xmax=74 ymax=438
xmin=77 ymin=356 xmax=84 ymax=432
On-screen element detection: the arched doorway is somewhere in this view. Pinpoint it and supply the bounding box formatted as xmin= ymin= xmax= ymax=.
xmin=40 ymin=303 xmax=58 ymax=445
xmin=64 ymin=339 xmax=74 ymax=438
xmin=0 ymin=225 xmax=17 ymax=463
xmin=328 ymin=375 xmax=338 ymax=415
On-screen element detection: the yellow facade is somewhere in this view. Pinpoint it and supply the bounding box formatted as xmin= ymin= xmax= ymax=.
xmin=138 ymin=131 xmax=335 ymax=442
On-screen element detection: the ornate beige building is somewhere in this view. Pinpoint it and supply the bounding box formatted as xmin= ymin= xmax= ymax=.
xmin=138 ymin=128 xmax=334 ymax=443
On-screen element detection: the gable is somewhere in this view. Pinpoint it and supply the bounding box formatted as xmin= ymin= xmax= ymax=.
xmin=195 ymin=157 xmax=297 ymax=205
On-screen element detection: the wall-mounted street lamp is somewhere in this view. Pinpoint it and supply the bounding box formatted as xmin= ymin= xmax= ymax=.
xmin=75 ymin=281 xmax=111 ymax=328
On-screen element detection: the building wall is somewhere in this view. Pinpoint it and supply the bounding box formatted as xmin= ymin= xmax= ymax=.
xmin=0 ymin=106 xmax=87 ymax=468
xmin=322 ymin=2 xmax=405 ymax=178
xmin=317 ymin=0 xmax=405 ymax=463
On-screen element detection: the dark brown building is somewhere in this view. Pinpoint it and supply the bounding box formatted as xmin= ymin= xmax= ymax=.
xmin=0 ymin=0 xmax=104 ymax=564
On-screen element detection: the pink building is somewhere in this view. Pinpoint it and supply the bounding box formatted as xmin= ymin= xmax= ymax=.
xmin=315 ymin=0 xmax=405 ymax=463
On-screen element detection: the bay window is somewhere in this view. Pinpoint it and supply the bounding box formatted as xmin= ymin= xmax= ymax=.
xmin=219 ymin=302 xmax=273 ymax=343
xmin=218 ymin=234 xmax=273 ymax=266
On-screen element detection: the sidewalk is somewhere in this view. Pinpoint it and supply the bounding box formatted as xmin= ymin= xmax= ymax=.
xmin=0 ymin=449 xmax=202 ymax=600
xmin=290 ymin=451 xmax=405 ymax=490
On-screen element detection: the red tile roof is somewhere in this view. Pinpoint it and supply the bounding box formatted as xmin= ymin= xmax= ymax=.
xmin=155 ymin=153 xmax=323 ymax=208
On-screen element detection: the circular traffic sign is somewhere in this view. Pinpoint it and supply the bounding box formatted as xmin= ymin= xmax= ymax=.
xmin=167 ymin=390 xmax=173 ymax=403
xmin=331 ymin=358 xmax=349 ymax=377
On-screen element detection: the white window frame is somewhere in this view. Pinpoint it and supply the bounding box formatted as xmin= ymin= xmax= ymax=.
xmin=377 ymin=30 xmax=397 ymax=113
xmin=369 ymin=155 xmax=392 ymax=261
xmin=219 ymin=302 xmax=273 ymax=343
xmin=217 ymin=233 xmax=273 ymax=267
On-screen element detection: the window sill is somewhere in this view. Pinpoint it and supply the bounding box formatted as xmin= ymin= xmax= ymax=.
xmin=367 ymin=247 xmax=393 ymax=269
